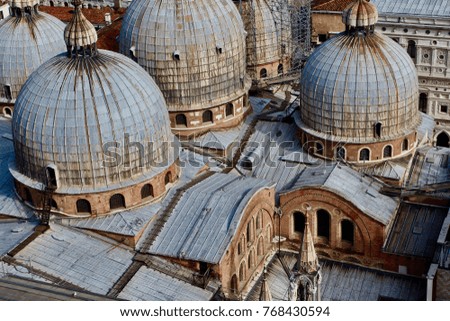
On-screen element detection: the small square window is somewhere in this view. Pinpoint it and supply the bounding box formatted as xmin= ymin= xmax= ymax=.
xmin=440 ymin=105 xmax=448 ymax=113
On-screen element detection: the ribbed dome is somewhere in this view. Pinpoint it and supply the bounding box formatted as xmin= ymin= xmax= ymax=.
xmin=0 ymin=9 xmax=65 ymax=102
xmin=239 ymin=0 xmax=279 ymax=67
xmin=12 ymin=50 xmax=174 ymax=192
xmin=119 ymin=0 xmax=248 ymax=112
xmin=299 ymin=31 xmax=420 ymax=142
xmin=342 ymin=0 xmax=378 ymax=28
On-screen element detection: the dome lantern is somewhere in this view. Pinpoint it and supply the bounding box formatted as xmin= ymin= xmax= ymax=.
xmin=342 ymin=0 xmax=378 ymax=32
xmin=10 ymin=0 xmax=40 ymax=17
xmin=64 ymin=0 xmax=98 ymax=57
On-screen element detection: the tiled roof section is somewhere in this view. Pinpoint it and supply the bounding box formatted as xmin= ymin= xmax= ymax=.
xmin=312 ymin=0 xmax=354 ymax=11
xmin=39 ymin=6 xmax=123 ymax=24
xmin=97 ymin=17 xmax=122 ymax=51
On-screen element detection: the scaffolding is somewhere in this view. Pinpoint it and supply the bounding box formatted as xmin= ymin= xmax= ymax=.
xmin=236 ymin=0 xmax=312 ymax=86
xmin=269 ymin=0 xmax=312 ymax=75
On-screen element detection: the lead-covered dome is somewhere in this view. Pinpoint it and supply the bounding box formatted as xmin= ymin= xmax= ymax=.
xmin=0 ymin=2 xmax=65 ymax=103
xmin=299 ymin=1 xmax=419 ymax=143
xmin=12 ymin=2 xmax=175 ymax=195
xmin=119 ymin=0 xmax=248 ymax=112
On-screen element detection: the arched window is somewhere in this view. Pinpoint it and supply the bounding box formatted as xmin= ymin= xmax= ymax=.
xmin=419 ymin=93 xmax=427 ymax=113
xmin=175 ymin=114 xmax=187 ymax=127
xmin=247 ymin=251 xmax=254 ymax=269
xmin=226 ymin=103 xmax=234 ymax=117
xmin=402 ymin=139 xmax=409 ymax=151
xmin=110 ymin=194 xmax=126 ymax=210
xmin=3 ymin=107 xmax=12 ymax=118
xmin=76 ymin=199 xmax=91 ymax=214
xmin=437 ymin=132 xmax=450 ymax=147
xmin=336 ymin=146 xmax=346 ymax=160
xmin=202 ymin=110 xmax=213 ymax=123
xmin=341 ymin=219 xmax=354 ymax=244
xmin=50 ymin=1 xmax=54 ymax=6
xmin=257 ymin=237 xmax=264 ymax=256
xmin=293 ymin=211 xmax=305 ymax=233
xmin=45 ymin=165 xmax=58 ymax=189
xmin=24 ymin=188 xmax=33 ymax=205
xmin=239 ymin=262 xmax=246 ymax=282
xmin=407 ymin=40 xmax=416 ymax=61
xmin=277 ymin=64 xmax=283 ymax=75
xmin=266 ymin=225 xmax=272 ymax=244
xmin=165 ymin=171 xmax=172 ymax=185
xmin=64 ymin=2 xmax=68 ymax=7
xmin=246 ymin=218 xmax=254 ymax=243
xmin=315 ymin=142 xmax=323 ymax=155
xmin=230 ymin=274 xmax=238 ymax=293
xmin=374 ymin=122 xmax=382 ymax=138
xmin=383 ymin=145 xmax=392 ymax=158
xmin=4 ymin=85 xmax=11 ymax=100
xmin=359 ymin=148 xmax=370 ymax=161
xmin=316 ymin=209 xmax=330 ymax=239
xmin=260 ymin=68 xmax=267 ymax=78
xmin=141 ymin=184 xmax=154 ymax=199
xmin=256 ymin=211 xmax=262 ymax=230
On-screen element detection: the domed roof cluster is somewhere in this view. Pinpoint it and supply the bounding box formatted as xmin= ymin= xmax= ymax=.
xmin=299 ymin=0 xmax=419 ymax=143
xmin=12 ymin=1 xmax=174 ymax=193
xmin=0 ymin=0 xmax=66 ymax=102
xmin=119 ymin=0 xmax=248 ymax=112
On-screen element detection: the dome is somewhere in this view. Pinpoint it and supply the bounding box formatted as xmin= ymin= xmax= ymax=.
xmin=12 ymin=3 xmax=175 ymax=194
xmin=0 ymin=3 xmax=66 ymax=102
xmin=299 ymin=30 xmax=419 ymax=143
xmin=238 ymin=0 xmax=280 ymax=76
xmin=119 ymin=0 xmax=248 ymax=112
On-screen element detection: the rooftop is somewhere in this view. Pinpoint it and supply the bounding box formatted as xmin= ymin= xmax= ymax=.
xmin=384 ymin=202 xmax=448 ymax=258
xmin=0 ymin=276 xmax=115 ymax=301
xmin=372 ymin=0 xmax=450 ymax=18
xmin=247 ymin=252 xmax=426 ymax=301
xmin=39 ymin=6 xmax=123 ymax=25
xmin=312 ymin=0 xmax=354 ymax=12
xmin=148 ymin=173 xmax=274 ymax=264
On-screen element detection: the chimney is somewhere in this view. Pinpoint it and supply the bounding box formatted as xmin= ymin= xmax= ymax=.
xmin=113 ymin=0 xmax=122 ymax=9
xmin=105 ymin=12 xmax=111 ymax=26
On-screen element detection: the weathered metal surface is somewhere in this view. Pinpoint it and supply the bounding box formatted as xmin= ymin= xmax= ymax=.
xmin=300 ymin=29 xmax=420 ymax=142
xmin=148 ymin=173 xmax=274 ymax=263
xmin=14 ymin=223 xmax=135 ymax=295
xmin=372 ymin=0 xmax=450 ymax=18
xmin=0 ymin=10 xmax=65 ymax=102
xmin=342 ymin=0 xmax=378 ymax=28
xmin=0 ymin=219 xmax=38 ymax=256
xmin=237 ymin=0 xmax=280 ymax=69
xmin=118 ymin=265 xmax=214 ymax=301
xmin=12 ymin=48 xmax=174 ymax=192
xmin=119 ymin=0 xmax=248 ymax=112
xmin=384 ymin=202 xmax=448 ymax=258
xmin=247 ymin=252 xmax=426 ymax=300
xmin=0 ymin=119 xmax=34 ymax=219
xmin=0 ymin=276 xmax=116 ymax=301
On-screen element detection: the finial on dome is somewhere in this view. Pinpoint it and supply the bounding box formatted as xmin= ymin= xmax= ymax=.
xmin=64 ymin=0 xmax=98 ymax=58
xmin=342 ymin=0 xmax=378 ymax=31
